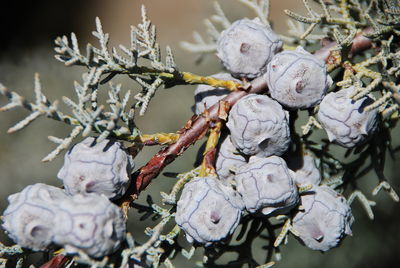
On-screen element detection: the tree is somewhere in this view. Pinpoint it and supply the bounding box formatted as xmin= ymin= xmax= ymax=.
xmin=1 ymin=0 xmax=399 ymax=267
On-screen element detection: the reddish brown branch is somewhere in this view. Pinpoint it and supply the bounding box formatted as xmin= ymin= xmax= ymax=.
xmin=132 ymin=77 xmax=270 ymax=197
xmin=133 ymin=87 xmax=255 ymax=195
xmin=314 ymin=27 xmax=373 ymax=61
xmin=40 ymin=255 xmax=70 ymax=268
xmin=125 ymin=29 xmax=373 ymax=202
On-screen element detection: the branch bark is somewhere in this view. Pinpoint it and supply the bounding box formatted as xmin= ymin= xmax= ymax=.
xmin=313 ymin=27 xmax=373 ymax=61
xmin=40 ymin=255 xmax=69 ymax=268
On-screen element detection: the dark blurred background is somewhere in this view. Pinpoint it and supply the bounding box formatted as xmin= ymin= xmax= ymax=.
xmin=0 ymin=1 xmax=399 ymax=267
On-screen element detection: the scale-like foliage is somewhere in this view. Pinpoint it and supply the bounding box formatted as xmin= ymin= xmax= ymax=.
xmin=1 ymin=1 xmax=399 ymax=267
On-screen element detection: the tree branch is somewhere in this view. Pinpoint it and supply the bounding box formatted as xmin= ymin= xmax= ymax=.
xmin=132 ymin=82 xmax=258 ymax=196
xmin=120 ymin=29 xmax=373 ymax=203
xmin=313 ymin=27 xmax=373 ymax=61
xmin=46 ymin=27 xmax=375 ymax=268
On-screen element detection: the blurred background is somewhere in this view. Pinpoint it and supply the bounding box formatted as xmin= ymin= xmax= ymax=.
xmin=0 ymin=0 xmax=399 ymax=267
